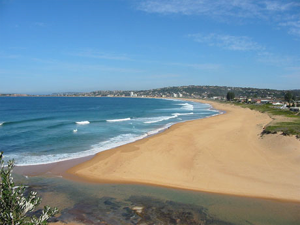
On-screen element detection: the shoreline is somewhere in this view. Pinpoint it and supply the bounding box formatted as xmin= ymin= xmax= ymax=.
xmin=14 ymin=98 xmax=215 ymax=172
xmin=14 ymin=99 xmax=300 ymax=203
xmin=67 ymin=99 xmax=300 ymax=202
xmin=12 ymin=97 xmax=202 ymax=167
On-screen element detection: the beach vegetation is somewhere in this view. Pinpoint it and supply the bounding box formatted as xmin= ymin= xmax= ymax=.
xmin=223 ymin=102 xmax=300 ymax=137
xmin=0 ymin=152 xmax=58 ymax=225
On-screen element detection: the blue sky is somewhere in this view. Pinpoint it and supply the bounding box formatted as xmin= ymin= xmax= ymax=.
xmin=0 ymin=0 xmax=300 ymax=94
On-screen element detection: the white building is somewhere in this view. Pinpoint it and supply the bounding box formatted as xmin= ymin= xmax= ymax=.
xmin=130 ymin=92 xmax=137 ymax=97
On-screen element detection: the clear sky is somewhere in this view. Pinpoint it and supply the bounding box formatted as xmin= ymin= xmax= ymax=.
xmin=0 ymin=0 xmax=299 ymax=94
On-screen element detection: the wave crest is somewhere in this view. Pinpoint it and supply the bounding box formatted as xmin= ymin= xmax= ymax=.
xmin=76 ymin=121 xmax=90 ymax=125
xmin=143 ymin=115 xmax=177 ymax=124
xmin=179 ymin=103 xmax=194 ymax=111
xmin=142 ymin=112 xmax=194 ymax=124
xmin=12 ymin=133 xmax=147 ymax=166
xmin=107 ymin=118 xmax=131 ymax=122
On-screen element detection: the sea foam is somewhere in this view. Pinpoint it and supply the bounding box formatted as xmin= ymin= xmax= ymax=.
xmin=146 ymin=123 xmax=174 ymax=136
xmin=173 ymin=112 xmax=194 ymax=116
xmin=142 ymin=112 xmax=194 ymax=124
xmin=107 ymin=118 xmax=131 ymax=122
xmin=3 ymin=98 xmax=220 ymax=166
xmin=143 ymin=115 xmax=178 ymax=124
xmin=13 ymin=133 xmax=148 ymax=166
xmin=179 ymin=103 xmax=194 ymax=111
xmin=13 ymin=122 xmax=180 ymax=166
xmin=76 ymin=121 xmax=90 ymax=125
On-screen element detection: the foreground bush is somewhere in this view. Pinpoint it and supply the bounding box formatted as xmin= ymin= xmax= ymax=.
xmin=0 ymin=152 xmax=58 ymax=224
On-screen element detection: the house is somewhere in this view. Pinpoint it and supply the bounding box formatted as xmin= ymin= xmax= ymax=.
xmin=261 ymin=99 xmax=271 ymax=104
xmin=252 ymin=99 xmax=261 ymax=104
xmin=212 ymin=96 xmax=223 ymax=100
xmin=272 ymin=102 xmax=283 ymax=106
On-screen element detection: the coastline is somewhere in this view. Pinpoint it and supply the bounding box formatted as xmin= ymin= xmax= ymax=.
xmin=67 ymin=99 xmax=300 ymax=202
xmin=11 ymin=97 xmax=203 ymax=167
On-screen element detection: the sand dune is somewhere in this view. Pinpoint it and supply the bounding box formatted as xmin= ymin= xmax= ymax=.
xmin=68 ymin=100 xmax=300 ymax=202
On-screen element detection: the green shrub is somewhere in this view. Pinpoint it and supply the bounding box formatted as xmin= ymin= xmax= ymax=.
xmin=0 ymin=152 xmax=58 ymax=225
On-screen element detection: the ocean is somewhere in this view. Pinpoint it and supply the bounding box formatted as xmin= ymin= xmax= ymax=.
xmin=0 ymin=97 xmax=219 ymax=165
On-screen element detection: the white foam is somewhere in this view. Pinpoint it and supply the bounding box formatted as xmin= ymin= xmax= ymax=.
xmin=179 ymin=103 xmax=194 ymax=111
xmin=76 ymin=121 xmax=90 ymax=125
xmin=0 ymin=122 xmax=4 ymax=126
xmin=143 ymin=115 xmax=178 ymax=124
xmin=146 ymin=123 xmax=174 ymax=136
xmin=13 ymin=133 xmax=148 ymax=166
xmin=10 ymin=101 xmax=222 ymax=166
xmin=12 ymin=122 xmax=181 ymax=166
xmin=142 ymin=112 xmax=194 ymax=124
xmin=172 ymin=112 xmax=194 ymax=116
xmin=107 ymin=118 xmax=131 ymax=122
xmin=208 ymin=109 xmax=220 ymax=113
xmin=162 ymin=98 xmax=181 ymax=102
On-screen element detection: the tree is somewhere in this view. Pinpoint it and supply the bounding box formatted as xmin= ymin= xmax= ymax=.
xmin=284 ymin=92 xmax=293 ymax=107
xmin=0 ymin=152 xmax=58 ymax=224
xmin=226 ymin=91 xmax=235 ymax=101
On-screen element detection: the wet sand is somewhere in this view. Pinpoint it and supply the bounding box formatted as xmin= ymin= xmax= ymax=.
xmin=67 ymin=100 xmax=300 ymax=202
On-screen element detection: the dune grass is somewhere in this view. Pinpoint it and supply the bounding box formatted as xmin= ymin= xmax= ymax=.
xmin=220 ymin=101 xmax=300 ymax=137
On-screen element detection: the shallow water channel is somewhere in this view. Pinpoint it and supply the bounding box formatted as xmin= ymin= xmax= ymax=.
xmin=14 ymin=174 xmax=300 ymax=225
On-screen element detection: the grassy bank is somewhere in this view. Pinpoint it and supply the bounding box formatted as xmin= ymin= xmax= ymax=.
xmin=217 ymin=101 xmax=300 ymax=138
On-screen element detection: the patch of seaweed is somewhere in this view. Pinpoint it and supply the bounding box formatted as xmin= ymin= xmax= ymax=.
xmin=56 ymin=195 xmax=234 ymax=225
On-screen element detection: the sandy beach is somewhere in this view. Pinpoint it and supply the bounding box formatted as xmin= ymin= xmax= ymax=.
xmin=68 ymin=100 xmax=300 ymax=202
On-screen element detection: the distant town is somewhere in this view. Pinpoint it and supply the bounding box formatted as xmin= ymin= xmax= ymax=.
xmin=1 ymin=85 xmax=300 ymax=110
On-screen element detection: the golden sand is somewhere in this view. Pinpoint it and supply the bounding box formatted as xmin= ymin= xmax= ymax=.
xmin=68 ymin=100 xmax=300 ymax=202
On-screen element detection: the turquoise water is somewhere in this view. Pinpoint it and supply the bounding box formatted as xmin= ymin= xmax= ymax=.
xmin=0 ymin=97 xmax=219 ymax=165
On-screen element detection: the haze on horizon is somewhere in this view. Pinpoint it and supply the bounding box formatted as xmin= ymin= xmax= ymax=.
xmin=0 ymin=0 xmax=300 ymax=94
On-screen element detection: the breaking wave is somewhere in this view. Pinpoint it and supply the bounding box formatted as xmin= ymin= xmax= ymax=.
xmin=76 ymin=121 xmax=90 ymax=125
xmin=107 ymin=118 xmax=131 ymax=122
xmin=179 ymin=103 xmax=194 ymax=111
xmin=142 ymin=112 xmax=194 ymax=124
